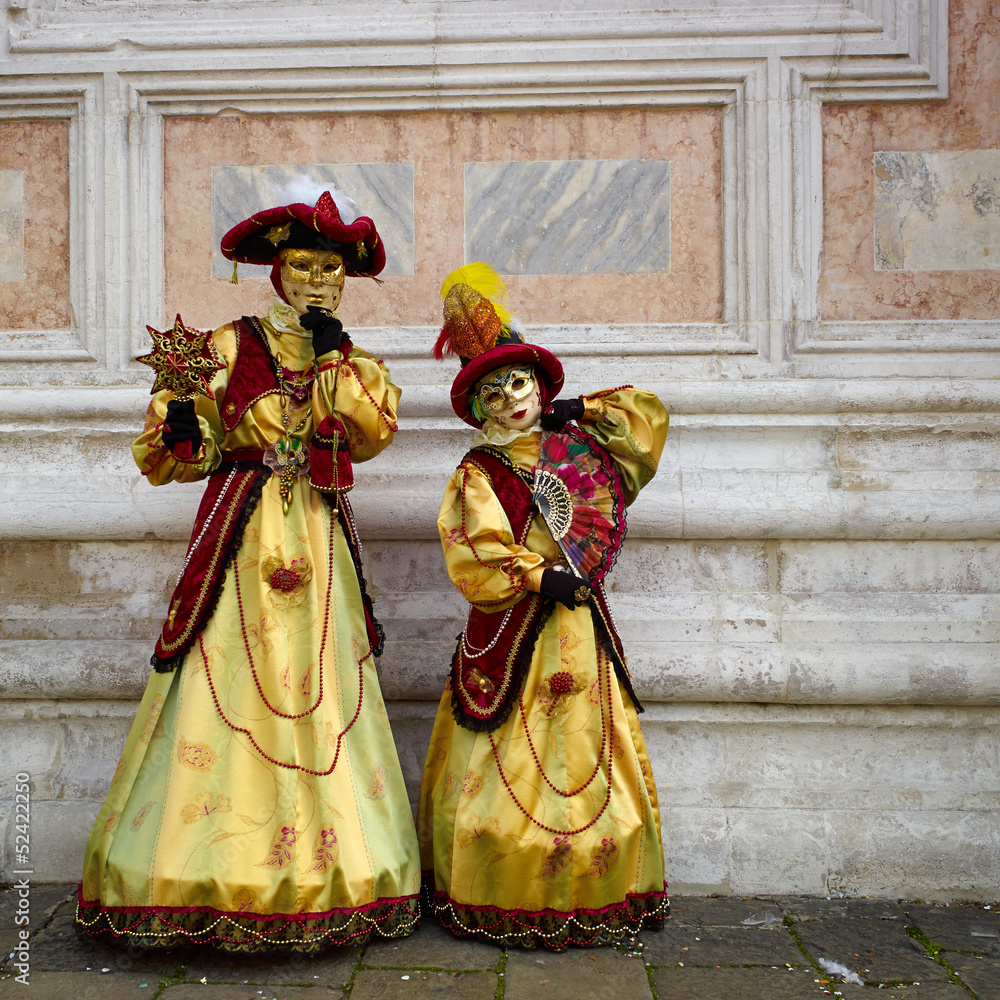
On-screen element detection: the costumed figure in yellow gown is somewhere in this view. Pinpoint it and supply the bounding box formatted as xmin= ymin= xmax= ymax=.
xmin=76 ymin=190 xmax=420 ymax=953
xmin=418 ymin=264 xmax=669 ymax=949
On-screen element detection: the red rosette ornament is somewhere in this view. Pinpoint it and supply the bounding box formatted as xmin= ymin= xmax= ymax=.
xmin=532 ymin=425 xmax=627 ymax=585
xmin=136 ymin=314 xmax=225 ymax=401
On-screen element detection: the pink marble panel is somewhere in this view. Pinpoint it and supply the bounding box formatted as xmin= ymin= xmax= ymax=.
xmin=0 ymin=120 xmax=71 ymax=331
xmin=822 ymin=0 xmax=1000 ymax=321
xmin=164 ymin=109 xmax=723 ymax=332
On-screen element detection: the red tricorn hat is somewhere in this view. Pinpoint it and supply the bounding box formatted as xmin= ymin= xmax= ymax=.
xmin=220 ymin=190 xmax=385 ymax=299
xmin=433 ymin=263 xmax=563 ymax=428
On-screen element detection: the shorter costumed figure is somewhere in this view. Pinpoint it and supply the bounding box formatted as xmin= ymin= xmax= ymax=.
xmin=76 ymin=188 xmax=420 ymax=953
xmin=418 ymin=264 xmax=670 ymax=949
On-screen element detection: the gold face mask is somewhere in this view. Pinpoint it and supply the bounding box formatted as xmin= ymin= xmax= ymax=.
xmin=279 ymin=248 xmax=346 ymax=286
xmin=475 ymin=365 xmax=538 ymax=414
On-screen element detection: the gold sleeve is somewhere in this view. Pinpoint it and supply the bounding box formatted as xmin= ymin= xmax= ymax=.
xmin=313 ymin=345 xmax=401 ymax=464
xmin=437 ymin=463 xmax=547 ymax=612
xmin=579 ymin=387 xmax=669 ymax=506
xmin=132 ymin=323 xmax=235 ymax=485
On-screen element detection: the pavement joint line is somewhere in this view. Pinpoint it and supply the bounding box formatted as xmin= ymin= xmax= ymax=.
xmin=905 ymin=924 xmax=982 ymax=1000
xmin=784 ymin=915 xmax=834 ymax=983
xmin=493 ymin=949 xmax=507 ymax=1000
xmin=361 ymin=964 xmax=488 ymax=972
xmin=644 ymin=958 xmax=659 ymax=1000
xmin=342 ymin=948 xmax=364 ymax=997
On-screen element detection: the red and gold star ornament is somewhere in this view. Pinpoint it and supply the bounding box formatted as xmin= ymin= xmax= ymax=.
xmin=136 ymin=314 xmax=225 ymax=401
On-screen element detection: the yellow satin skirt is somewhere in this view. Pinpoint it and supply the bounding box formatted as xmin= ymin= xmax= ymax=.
xmin=77 ymin=478 xmax=420 ymax=952
xmin=418 ymin=602 xmax=668 ymax=949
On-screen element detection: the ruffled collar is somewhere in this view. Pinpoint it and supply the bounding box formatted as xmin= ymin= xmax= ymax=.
xmin=266 ymin=299 xmax=320 ymax=339
xmin=471 ymin=418 xmax=540 ymax=449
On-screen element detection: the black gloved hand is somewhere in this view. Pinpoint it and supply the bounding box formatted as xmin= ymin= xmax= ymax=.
xmin=300 ymin=306 xmax=344 ymax=356
xmin=540 ymin=566 xmax=592 ymax=609
xmin=162 ymin=399 xmax=202 ymax=454
xmin=541 ymin=396 xmax=585 ymax=433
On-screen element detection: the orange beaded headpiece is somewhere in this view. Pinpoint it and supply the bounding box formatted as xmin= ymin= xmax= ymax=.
xmin=432 ymin=262 xmax=563 ymax=428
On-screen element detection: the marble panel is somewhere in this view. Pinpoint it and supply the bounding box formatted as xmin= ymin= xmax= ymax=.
xmin=821 ymin=1 xmax=1000 ymax=320
xmin=874 ymin=150 xmax=1000 ymax=271
xmin=163 ymin=109 xmax=721 ymax=330
xmin=0 ymin=120 xmax=71 ymax=331
xmin=464 ymin=158 xmax=670 ymax=275
xmin=210 ymin=162 xmax=414 ymax=279
xmin=0 ymin=170 xmax=24 ymax=283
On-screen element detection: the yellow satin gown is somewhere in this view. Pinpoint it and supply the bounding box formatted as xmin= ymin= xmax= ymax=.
xmin=77 ymin=305 xmax=420 ymax=953
xmin=418 ymin=387 xmax=669 ymax=948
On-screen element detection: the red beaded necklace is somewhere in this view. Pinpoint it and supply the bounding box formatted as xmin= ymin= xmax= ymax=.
xmin=487 ymin=647 xmax=615 ymax=836
xmin=200 ymin=504 xmax=367 ymax=776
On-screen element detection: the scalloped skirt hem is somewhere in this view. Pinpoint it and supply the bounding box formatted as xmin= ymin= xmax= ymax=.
xmin=74 ymin=885 xmax=420 ymax=954
xmin=422 ymin=877 xmax=668 ymax=951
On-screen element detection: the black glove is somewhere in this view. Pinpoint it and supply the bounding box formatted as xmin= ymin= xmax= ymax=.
xmin=541 ymin=396 xmax=585 ymax=432
xmin=540 ymin=566 xmax=592 ymax=609
xmin=162 ymin=399 xmax=202 ymax=454
xmin=300 ymin=306 xmax=344 ymax=356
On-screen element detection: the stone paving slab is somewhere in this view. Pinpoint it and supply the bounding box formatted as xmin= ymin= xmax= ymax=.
xmin=184 ymin=946 xmax=359 ymax=988
xmin=639 ymin=924 xmax=805 ymax=967
xmin=904 ymin=904 xmax=1000 ymax=956
xmin=0 ymin=932 xmax=19 ymax=963
xmin=0 ymin=883 xmax=76 ymax=930
xmin=364 ymin=920 xmax=499 ymax=970
xmin=160 ymin=985 xmax=339 ymax=999
xmin=849 ymin=986 xmax=982 ymax=999
xmin=778 ymin=896 xmax=907 ymax=922
xmin=665 ymin=895 xmax=786 ymax=927
xmin=953 ymin=956 xmax=1000 ymax=998
xmin=504 ymin=948 xmax=652 ymax=1000
xmin=653 ymin=966 xmax=850 ymax=999
xmin=0 ymin=970 xmax=157 ymax=998
xmin=25 ymin=899 xmax=190 ymax=976
xmin=350 ymin=969 xmax=496 ymax=998
xmin=794 ymin=916 xmax=943 ymax=984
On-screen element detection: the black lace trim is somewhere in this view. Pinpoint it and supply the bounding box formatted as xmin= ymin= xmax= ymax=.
xmin=422 ymin=875 xmax=668 ymax=951
xmin=589 ymin=594 xmax=643 ymax=714
xmin=326 ymin=493 xmax=386 ymax=658
xmin=449 ymin=596 xmax=556 ymax=734
xmin=470 ymin=445 xmax=535 ymax=487
xmin=150 ymin=465 xmax=269 ymax=673
xmin=75 ymin=890 xmax=419 ymax=954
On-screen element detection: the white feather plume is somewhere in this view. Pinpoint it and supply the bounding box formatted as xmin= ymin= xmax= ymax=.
xmin=817 ymin=957 xmax=865 ymax=986
xmin=272 ymin=177 xmax=359 ymax=224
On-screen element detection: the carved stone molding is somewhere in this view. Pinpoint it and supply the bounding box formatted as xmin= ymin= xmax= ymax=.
xmin=2 ymin=0 xmax=982 ymax=380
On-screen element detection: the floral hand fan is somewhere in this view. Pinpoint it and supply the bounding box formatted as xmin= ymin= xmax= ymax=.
xmin=532 ymin=426 xmax=627 ymax=585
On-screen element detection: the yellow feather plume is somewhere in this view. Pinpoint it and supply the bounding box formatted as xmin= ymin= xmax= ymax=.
xmin=439 ymin=262 xmax=512 ymax=325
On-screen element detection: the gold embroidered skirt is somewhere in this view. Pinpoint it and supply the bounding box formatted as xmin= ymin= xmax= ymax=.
xmin=77 ymin=479 xmax=420 ymax=953
xmin=418 ymin=602 xmax=668 ymax=949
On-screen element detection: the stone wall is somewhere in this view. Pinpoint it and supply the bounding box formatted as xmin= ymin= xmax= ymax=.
xmin=1 ymin=0 xmax=998 ymax=897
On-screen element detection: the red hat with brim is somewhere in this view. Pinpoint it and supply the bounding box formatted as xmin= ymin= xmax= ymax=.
xmin=450 ymin=338 xmax=564 ymax=428
xmin=220 ymin=190 xmax=385 ymax=298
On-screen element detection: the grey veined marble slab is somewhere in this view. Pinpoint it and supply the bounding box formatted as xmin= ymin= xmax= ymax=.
xmin=211 ymin=163 xmax=414 ymax=279
xmin=874 ymin=150 xmax=1000 ymax=270
xmin=0 ymin=170 xmax=25 ymax=284
xmin=465 ymin=158 xmax=670 ymax=275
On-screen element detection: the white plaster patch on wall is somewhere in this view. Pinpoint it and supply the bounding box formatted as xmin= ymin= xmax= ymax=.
xmin=874 ymin=150 xmax=1000 ymax=271
xmin=0 ymin=170 xmax=25 ymax=284
xmin=211 ymin=163 xmax=415 ymax=279
xmin=465 ymin=159 xmax=670 ymax=275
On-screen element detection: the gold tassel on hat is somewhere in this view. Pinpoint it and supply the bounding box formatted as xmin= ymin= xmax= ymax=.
xmin=230 ymin=260 xmax=239 ymax=285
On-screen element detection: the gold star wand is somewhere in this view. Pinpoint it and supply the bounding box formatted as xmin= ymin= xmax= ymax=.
xmin=136 ymin=314 xmax=225 ymax=401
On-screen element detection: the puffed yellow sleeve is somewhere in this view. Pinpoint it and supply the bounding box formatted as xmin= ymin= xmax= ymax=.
xmin=579 ymin=387 xmax=668 ymax=506
xmin=438 ymin=463 xmax=547 ymax=612
xmin=313 ymin=344 xmax=400 ymax=464
xmin=132 ymin=323 xmax=235 ymax=485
